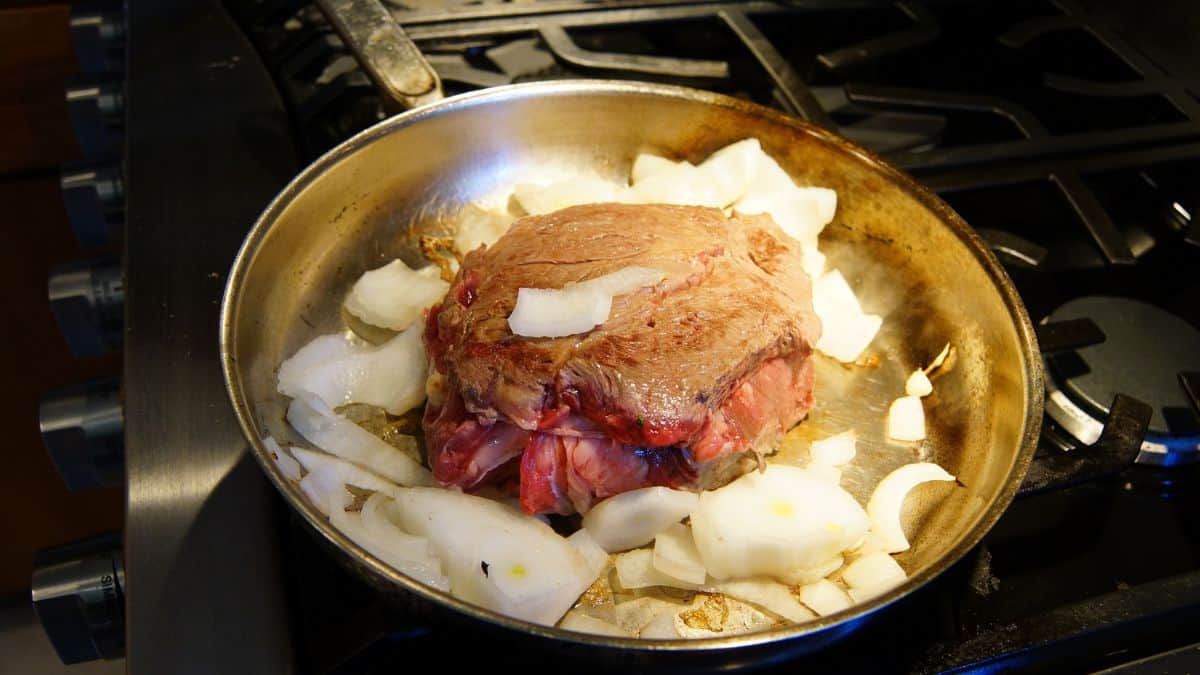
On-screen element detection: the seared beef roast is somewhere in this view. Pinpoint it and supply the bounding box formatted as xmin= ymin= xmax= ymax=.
xmin=423 ymin=203 xmax=822 ymax=514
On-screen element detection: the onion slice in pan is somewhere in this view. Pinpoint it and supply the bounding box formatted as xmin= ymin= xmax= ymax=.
xmin=336 ymin=494 xmax=450 ymax=592
xmin=798 ymin=578 xmax=852 ymax=616
xmin=690 ymin=464 xmax=868 ymax=582
xmin=886 ymin=395 xmax=926 ymax=442
xmin=582 ymin=486 xmax=698 ymax=553
xmin=653 ymin=522 xmax=707 ymax=585
xmin=508 ymin=266 xmax=665 ymax=338
xmin=288 ymin=444 xmax=400 ymax=506
xmin=866 ymin=462 xmax=956 ymax=553
xmin=277 ymin=325 xmax=428 ymax=416
xmin=343 ymin=259 xmax=449 ymax=331
xmin=842 ymin=552 xmax=907 ymax=603
xmin=809 ymin=430 xmax=857 ymax=466
xmin=388 ymin=487 xmax=604 ymax=626
xmin=263 ymin=436 xmax=301 ymax=483
xmin=287 ymin=395 xmax=434 ymax=487
xmin=703 ymin=577 xmax=815 ymax=623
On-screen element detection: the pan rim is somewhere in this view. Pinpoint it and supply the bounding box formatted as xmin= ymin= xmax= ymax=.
xmin=219 ymin=79 xmax=1044 ymax=652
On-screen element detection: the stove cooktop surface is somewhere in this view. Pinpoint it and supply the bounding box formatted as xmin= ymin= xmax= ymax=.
xmin=123 ymin=0 xmax=1200 ymax=672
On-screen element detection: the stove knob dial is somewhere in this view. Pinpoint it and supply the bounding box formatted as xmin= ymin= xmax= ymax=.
xmin=48 ymin=257 xmax=123 ymax=358
xmin=65 ymin=79 xmax=124 ymax=160
xmin=60 ymin=162 xmax=123 ymax=247
xmin=69 ymin=5 xmax=125 ymax=74
xmin=39 ymin=377 xmax=123 ymax=491
xmin=31 ymin=533 xmax=125 ymax=664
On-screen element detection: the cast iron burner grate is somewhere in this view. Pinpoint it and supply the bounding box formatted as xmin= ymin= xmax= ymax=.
xmin=231 ymin=0 xmax=1200 ymax=268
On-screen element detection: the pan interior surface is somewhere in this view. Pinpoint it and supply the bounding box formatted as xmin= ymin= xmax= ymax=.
xmin=223 ymin=82 xmax=1039 ymax=648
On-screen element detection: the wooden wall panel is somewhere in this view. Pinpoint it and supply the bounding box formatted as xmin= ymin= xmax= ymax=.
xmin=0 ymin=4 xmax=82 ymax=173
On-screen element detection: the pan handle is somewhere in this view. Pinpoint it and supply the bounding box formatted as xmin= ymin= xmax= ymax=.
xmin=315 ymin=0 xmax=443 ymax=112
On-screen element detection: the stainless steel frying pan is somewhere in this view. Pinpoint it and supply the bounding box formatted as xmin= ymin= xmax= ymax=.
xmin=220 ymin=0 xmax=1043 ymax=666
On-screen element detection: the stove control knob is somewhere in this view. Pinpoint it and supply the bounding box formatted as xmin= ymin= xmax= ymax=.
xmin=48 ymin=257 xmax=123 ymax=357
xmin=31 ymin=533 xmax=125 ymax=664
xmin=65 ymin=78 xmax=124 ymax=160
xmin=69 ymin=5 xmax=125 ymax=74
xmin=60 ymin=163 xmax=123 ymax=247
xmin=39 ymin=377 xmax=123 ymax=491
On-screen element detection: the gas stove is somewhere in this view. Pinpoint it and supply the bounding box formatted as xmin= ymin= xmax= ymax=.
xmin=109 ymin=0 xmax=1200 ymax=672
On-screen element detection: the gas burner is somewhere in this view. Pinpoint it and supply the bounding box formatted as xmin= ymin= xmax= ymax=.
xmin=1044 ymin=296 xmax=1200 ymax=465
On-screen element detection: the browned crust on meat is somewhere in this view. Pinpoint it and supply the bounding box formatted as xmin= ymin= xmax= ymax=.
xmin=429 ymin=203 xmax=821 ymax=441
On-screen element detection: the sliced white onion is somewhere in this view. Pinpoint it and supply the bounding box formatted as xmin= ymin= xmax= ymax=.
xmin=809 ymin=430 xmax=857 ymax=466
xmin=841 ymin=551 xmax=906 ymax=591
xmin=513 ymin=175 xmax=640 ymax=216
xmin=886 ymin=396 xmax=926 ymax=442
xmin=343 ymin=260 xmax=449 ymax=331
xmin=750 ymin=154 xmax=802 ymax=193
xmin=805 ymin=462 xmax=842 ymax=485
xmin=848 ymin=585 xmax=891 ymax=604
xmin=582 ymin=486 xmax=699 ymax=553
xmin=360 ymin=493 xmax=435 ymax=553
xmin=507 ymin=286 xmax=611 ymax=338
xmin=277 ymin=325 xmax=428 ymax=415
xmin=630 ymin=154 xmax=683 ymax=184
xmin=851 ymin=531 xmax=888 ymax=557
xmin=800 ymin=243 xmax=826 ymax=280
xmin=638 ymin=610 xmax=681 ymax=639
xmin=694 ymin=138 xmax=765 ymax=207
xmin=263 ymin=436 xmax=302 ymax=482
xmin=703 ymin=577 xmax=815 ymax=623
xmin=339 ymin=494 xmax=450 ymax=592
xmin=567 ymin=528 xmax=610 ymax=578
xmin=297 ymin=464 xmax=353 ymax=516
xmin=734 ymin=186 xmax=837 ymax=244
xmin=811 ymin=270 xmax=882 ymax=363
xmin=287 ymin=395 xmax=433 ymax=487
xmin=613 ymin=597 xmax=682 ymax=636
xmin=905 ymin=369 xmax=934 ymax=397
xmin=454 ymin=205 xmax=514 ymax=255
xmin=798 ymin=579 xmax=853 ymax=616
xmin=389 ymin=487 xmax=600 ymax=626
xmin=653 ymin=523 xmax=707 ymax=585
xmin=842 ymin=551 xmax=907 ymax=603
xmin=725 ymin=148 xmax=837 ymax=243
xmin=614 ymin=548 xmax=703 ymax=591
xmin=559 ymin=609 xmax=631 ymax=637
xmin=690 ymin=465 xmax=869 ymax=582
xmin=508 ymin=267 xmax=664 ymax=338
xmin=631 ymin=161 xmax=724 ymax=208
xmin=277 ymin=333 xmax=354 ymax=397
xmin=290 ymin=446 xmax=399 ymax=497
xmin=866 ymin=462 xmax=956 ymax=553
xmin=779 ymin=555 xmax=844 ymax=586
